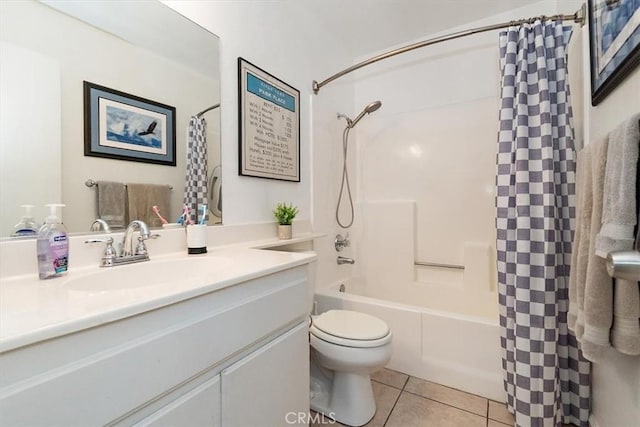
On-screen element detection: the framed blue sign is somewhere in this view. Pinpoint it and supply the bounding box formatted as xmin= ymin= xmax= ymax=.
xmin=238 ymin=58 xmax=300 ymax=182
xmin=588 ymin=0 xmax=640 ymax=105
xmin=84 ymin=81 xmax=176 ymax=166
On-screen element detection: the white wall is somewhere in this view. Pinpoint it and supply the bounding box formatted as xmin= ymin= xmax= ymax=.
xmin=0 ymin=42 xmax=61 ymax=235
xmin=161 ymin=1 xmax=355 ymax=290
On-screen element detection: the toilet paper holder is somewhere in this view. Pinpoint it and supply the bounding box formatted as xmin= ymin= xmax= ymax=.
xmin=606 ymin=250 xmax=640 ymax=281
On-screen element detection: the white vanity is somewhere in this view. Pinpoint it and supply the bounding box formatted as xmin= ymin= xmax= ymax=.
xmin=0 ymin=247 xmax=315 ymax=426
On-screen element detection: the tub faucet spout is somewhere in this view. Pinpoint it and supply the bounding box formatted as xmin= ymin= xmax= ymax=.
xmin=337 ymin=256 xmax=355 ymax=265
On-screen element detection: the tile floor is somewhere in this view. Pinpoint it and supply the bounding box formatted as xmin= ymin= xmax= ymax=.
xmin=312 ymin=368 xmax=515 ymax=427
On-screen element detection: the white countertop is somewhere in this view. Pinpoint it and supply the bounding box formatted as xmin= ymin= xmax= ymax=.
xmin=0 ymin=247 xmax=316 ymax=353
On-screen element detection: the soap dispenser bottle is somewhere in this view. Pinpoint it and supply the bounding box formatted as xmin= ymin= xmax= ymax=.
xmin=11 ymin=204 xmax=41 ymax=237
xmin=37 ymin=204 xmax=69 ymax=279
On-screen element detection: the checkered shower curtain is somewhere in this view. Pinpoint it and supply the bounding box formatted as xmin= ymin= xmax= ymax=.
xmin=496 ymin=21 xmax=590 ymax=427
xmin=184 ymin=116 xmax=208 ymax=224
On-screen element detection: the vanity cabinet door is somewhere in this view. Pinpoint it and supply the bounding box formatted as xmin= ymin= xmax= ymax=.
xmin=221 ymin=322 xmax=309 ymax=427
xmin=134 ymin=375 xmax=221 ymax=427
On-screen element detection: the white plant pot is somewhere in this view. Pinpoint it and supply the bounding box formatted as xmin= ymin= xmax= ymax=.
xmin=278 ymin=224 xmax=292 ymax=240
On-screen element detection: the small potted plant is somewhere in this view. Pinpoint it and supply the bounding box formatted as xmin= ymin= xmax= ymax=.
xmin=273 ymin=202 xmax=298 ymax=240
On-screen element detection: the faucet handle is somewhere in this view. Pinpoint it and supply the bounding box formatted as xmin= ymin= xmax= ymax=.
xmin=85 ymin=237 xmax=114 ymax=245
xmin=85 ymin=237 xmax=117 ymax=259
xmin=135 ymin=236 xmax=148 ymax=256
xmin=135 ymin=233 xmax=161 ymax=256
xmin=335 ymin=233 xmax=350 ymax=252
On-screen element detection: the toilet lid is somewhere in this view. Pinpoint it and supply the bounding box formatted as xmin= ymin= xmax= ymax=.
xmin=312 ymin=310 xmax=389 ymax=341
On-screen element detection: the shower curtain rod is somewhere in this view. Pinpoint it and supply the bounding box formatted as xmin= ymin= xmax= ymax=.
xmin=312 ymin=3 xmax=586 ymax=94
xmin=196 ymin=103 xmax=220 ymax=117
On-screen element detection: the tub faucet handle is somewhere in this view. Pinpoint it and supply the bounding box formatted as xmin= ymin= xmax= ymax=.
xmin=335 ymin=233 xmax=350 ymax=252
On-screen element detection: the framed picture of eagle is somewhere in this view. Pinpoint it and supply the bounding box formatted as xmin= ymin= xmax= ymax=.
xmin=83 ymin=81 xmax=176 ymax=166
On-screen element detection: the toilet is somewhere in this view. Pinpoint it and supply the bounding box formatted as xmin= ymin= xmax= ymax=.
xmin=309 ymin=309 xmax=392 ymax=427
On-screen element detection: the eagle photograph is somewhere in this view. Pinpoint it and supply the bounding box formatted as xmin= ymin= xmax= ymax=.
xmin=104 ymin=105 xmax=163 ymax=150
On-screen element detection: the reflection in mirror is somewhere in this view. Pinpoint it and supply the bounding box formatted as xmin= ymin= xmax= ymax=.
xmin=0 ymin=0 xmax=221 ymax=238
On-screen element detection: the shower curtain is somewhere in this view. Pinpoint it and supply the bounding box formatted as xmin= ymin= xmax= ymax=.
xmin=184 ymin=116 xmax=208 ymax=224
xmin=496 ymin=20 xmax=590 ymax=427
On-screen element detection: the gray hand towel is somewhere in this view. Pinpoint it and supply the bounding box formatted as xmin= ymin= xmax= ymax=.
xmin=595 ymin=113 xmax=640 ymax=256
xmin=96 ymin=180 xmax=127 ymax=229
xmin=126 ymin=183 xmax=171 ymax=228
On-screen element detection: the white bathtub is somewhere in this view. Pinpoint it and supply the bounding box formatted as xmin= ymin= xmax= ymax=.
xmin=313 ymin=280 xmax=505 ymax=402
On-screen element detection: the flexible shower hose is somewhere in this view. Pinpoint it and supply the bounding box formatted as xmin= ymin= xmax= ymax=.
xmin=336 ymin=126 xmax=354 ymax=229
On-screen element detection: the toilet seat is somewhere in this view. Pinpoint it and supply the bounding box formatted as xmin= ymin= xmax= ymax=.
xmin=311 ymin=310 xmax=391 ymax=348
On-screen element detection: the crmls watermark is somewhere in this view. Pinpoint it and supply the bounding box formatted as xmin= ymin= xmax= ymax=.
xmin=285 ymin=412 xmax=336 ymax=425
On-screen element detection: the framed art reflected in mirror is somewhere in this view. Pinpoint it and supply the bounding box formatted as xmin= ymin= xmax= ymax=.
xmin=84 ymin=81 xmax=176 ymax=166
xmin=588 ymin=0 xmax=640 ymax=105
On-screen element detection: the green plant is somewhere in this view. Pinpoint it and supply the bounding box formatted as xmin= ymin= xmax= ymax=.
xmin=273 ymin=202 xmax=299 ymax=225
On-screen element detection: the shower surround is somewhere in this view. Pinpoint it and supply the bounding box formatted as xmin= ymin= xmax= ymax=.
xmin=320 ymin=1 xmax=547 ymax=408
xmin=317 ymin=201 xmax=502 ymax=400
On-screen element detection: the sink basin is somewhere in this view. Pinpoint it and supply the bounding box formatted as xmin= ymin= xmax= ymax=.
xmin=65 ymin=256 xmax=232 ymax=292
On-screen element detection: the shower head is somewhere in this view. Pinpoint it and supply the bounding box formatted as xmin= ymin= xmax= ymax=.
xmin=365 ymin=100 xmax=382 ymax=113
xmin=350 ymin=100 xmax=382 ymax=128
xmin=337 ymin=101 xmax=383 ymax=129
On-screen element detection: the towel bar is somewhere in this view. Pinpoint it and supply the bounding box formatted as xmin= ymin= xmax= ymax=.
xmin=414 ymin=261 xmax=465 ymax=270
xmin=85 ymin=179 xmax=173 ymax=190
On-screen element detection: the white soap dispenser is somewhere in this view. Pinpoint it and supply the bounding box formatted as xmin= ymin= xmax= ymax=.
xmin=36 ymin=204 xmax=69 ymax=279
xmin=11 ymin=204 xmax=41 ymax=237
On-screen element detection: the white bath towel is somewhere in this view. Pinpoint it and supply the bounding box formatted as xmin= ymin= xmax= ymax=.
xmin=603 ymin=114 xmax=640 ymax=356
xmin=595 ymin=113 xmax=640 ymax=256
xmin=580 ymin=137 xmax=613 ymax=362
xmin=568 ymin=145 xmax=591 ymax=336
xmin=611 ymin=277 xmax=640 ymax=355
xmin=570 ymin=115 xmax=640 ymax=359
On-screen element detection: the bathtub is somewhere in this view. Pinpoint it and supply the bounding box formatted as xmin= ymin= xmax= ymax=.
xmin=313 ymin=280 xmax=504 ymax=402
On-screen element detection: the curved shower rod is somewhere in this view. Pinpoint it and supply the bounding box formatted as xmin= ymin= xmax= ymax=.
xmin=196 ymin=103 xmax=220 ymax=117
xmin=312 ymin=4 xmax=586 ymax=94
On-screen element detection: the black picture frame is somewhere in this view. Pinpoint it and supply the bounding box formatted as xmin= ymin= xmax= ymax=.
xmin=238 ymin=58 xmax=300 ymax=182
xmin=588 ymin=0 xmax=640 ymax=106
xmin=83 ymin=81 xmax=176 ymax=166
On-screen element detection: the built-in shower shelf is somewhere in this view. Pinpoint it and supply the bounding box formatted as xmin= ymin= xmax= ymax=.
xmin=252 ymin=233 xmax=326 ymax=252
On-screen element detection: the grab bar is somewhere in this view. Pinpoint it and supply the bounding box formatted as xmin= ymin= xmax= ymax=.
xmin=414 ymin=261 xmax=465 ymax=270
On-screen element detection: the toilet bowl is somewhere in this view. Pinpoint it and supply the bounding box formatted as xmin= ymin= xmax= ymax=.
xmin=309 ymin=310 xmax=392 ymax=427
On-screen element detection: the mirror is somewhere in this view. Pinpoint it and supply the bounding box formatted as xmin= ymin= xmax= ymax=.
xmin=0 ymin=0 xmax=221 ymax=238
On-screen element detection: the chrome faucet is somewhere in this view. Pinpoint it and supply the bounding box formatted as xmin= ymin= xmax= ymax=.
xmin=85 ymin=220 xmax=155 ymax=267
xmin=90 ymin=218 xmax=111 ymax=233
xmin=122 ymin=220 xmax=150 ymax=257
xmin=337 ymin=256 xmax=355 ymax=265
